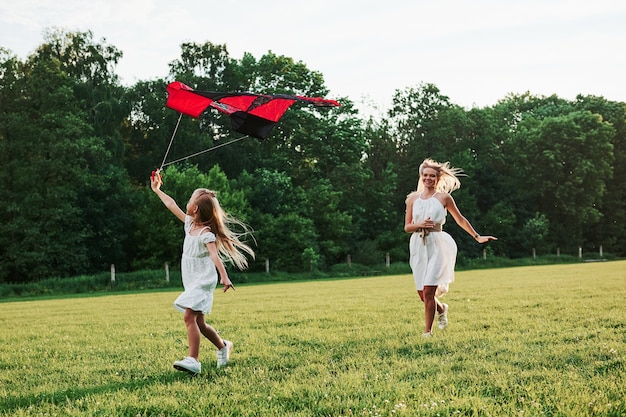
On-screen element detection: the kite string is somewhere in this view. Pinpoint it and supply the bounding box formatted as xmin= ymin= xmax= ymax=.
xmin=160 ymin=134 xmax=250 ymax=168
xmin=159 ymin=113 xmax=183 ymax=171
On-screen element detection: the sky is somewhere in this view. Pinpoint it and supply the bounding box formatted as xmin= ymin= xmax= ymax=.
xmin=1 ymin=0 xmax=625 ymax=114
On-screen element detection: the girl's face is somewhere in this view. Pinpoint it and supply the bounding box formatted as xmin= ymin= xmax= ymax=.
xmin=421 ymin=167 xmax=438 ymax=188
xmin=186 ymin=192 xmax=200 ymax=216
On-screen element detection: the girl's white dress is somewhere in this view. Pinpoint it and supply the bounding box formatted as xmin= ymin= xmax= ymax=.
xmin=173 ymin=216 xmax=218 ymax=314
xmin=409 ymin=193 xmax=457 ymax=296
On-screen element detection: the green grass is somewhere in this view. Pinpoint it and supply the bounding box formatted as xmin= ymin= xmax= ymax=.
xmin=1 ymin=262 xmax=624 ymax=416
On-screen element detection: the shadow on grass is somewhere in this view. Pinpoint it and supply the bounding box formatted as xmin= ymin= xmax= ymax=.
xmin=0 ymin=368 xmax=223 ymax=414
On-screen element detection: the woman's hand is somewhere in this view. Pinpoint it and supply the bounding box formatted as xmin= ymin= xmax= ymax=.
xmin=421 ymin=217 xmax=435 ymax=229
xmin=475 ymin=235 xmax=497 ymax=244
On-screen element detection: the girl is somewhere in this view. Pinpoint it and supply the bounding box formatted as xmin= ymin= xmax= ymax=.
xmin=151 ymin=170 xmax=254 ymax=374
xmin=404 ymin=159 xmax=496 ymax=337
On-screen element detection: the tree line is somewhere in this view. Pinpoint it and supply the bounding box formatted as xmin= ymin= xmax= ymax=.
xmin=1 ymin=30 xmax=624 ymax=283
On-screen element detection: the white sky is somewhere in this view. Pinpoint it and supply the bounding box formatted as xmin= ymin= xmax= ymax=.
xmin=1 ymin=0 xmax=625 ymax=113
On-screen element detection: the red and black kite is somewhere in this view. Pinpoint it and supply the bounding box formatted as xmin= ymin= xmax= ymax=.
xmin=166 ymin=81 xmax=340 ymax=140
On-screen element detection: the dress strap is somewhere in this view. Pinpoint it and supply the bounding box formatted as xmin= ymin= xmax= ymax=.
xmin=189 ymin=225 xmax=212 ymax=236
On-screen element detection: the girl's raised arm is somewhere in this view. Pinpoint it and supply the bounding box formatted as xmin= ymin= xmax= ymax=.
xmin=150 ymin=171 xmax=186 ymax=222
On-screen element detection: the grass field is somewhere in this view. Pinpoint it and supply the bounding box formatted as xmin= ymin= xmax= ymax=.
xmin=1 ymin=261 xmax=624 ymax=416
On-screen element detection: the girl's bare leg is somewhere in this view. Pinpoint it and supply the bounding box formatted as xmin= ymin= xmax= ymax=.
xmin=197 ymin=315 xmax=226 ymax=349
xmin=183 ymin=309 xmax=201 ymax=359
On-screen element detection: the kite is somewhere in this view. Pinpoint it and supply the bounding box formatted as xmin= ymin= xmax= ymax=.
xmin=166 ymin=81 xmax=340 ymax=140
xmin=155 ymin=81 xmax=340 ymax=171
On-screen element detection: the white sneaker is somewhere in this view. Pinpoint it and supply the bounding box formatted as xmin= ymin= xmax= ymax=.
xmin=173 ymin=356 xmax=201 ymax=374
xmin=438 ymin=303 xmax=449 ymax=330
xmin=422 ymin=332 xmax=432 ymax=338
xmin=217 ymin=340 xmax=233 ymax=367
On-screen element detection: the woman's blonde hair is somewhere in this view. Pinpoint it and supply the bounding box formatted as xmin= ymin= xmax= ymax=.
xmin=191 ymin=189 xmax=255 ymax=270
xmin=416 ymin=158 xmax=463 ymax=194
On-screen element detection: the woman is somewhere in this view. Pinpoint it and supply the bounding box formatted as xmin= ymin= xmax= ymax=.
xmin=404 ymin=159 xmax=496 ymax=337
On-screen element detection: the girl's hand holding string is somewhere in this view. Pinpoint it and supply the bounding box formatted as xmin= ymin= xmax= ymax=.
xmin=150 ymin=169 xmax=163 ymax=191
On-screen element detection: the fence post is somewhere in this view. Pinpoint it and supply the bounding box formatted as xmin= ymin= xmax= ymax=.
xmin=532 ymin=248 xmax=536 ymax=260
xmin=347 ymin=254 xmax=351 ymax=267
xmin=557 ymin=247 xmax=560 ymax=257
xmin=385 ymin=252 xmax=390 ymax=269
xmin=579 ymin=247 xmax=582 ymax=259
xmin=483 ymin=249 xmax=486 ymax=260
xmin=110 ymin=264 xmax=115 ymax=283
xmin=265 ymin=258 xmax=270 ymax=273
xmin=599 ymin=245 xmax=603 ymax=258
xmin=164 ymin=262 xmax=170 ymax=282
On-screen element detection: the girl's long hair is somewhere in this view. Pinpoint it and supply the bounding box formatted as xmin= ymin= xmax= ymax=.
xmin=192 ymin=189 xmax=255 ymax=270
xmin=416 ymin=158 xmax=463 ymax=194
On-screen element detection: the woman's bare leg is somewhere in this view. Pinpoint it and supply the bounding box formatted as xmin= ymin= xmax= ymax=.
xmin=435 ymin=297 xmax=445 ymax=315
xmin=423 ymin=286 xmax=438 ymax=334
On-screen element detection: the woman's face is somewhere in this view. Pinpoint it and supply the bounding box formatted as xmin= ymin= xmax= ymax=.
xmin=421 ymin=167 xmax=438 ymax=188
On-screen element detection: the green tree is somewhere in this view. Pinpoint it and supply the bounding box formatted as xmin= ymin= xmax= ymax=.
xmin=574 ymin=95 xmax=626 ymax=256
xmin=0 ymin=31 xmax=136 ymax=282
xmin=454 ymin=106 xmax=517 ymax=257
xmin=33 ymin=29 xmax=135 ymax=271
xmin=35 ymin=29 xmax=128 ymax=158
xmin=520 ymin=212 xmax=550 ymax=254
xmin=355 ymin=117 xmax=405 ymax=265
xmin=302 ymin=179 xmax=352 ymax=265
xmin=478 ymin=202 xmax=517 ymax=257
xmin=236 ymin=169 xmax=317 ymax=271
xmin=0 ymin=57 xmax=99 ymax=280
xmin=500 ymin=104 xmax=613 ymax=252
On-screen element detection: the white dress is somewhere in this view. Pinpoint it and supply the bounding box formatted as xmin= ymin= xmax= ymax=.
xmin=409 ymin=193 xmax=457 ymax=296
xmin=173 ymin=216 xmax=219 ymax=314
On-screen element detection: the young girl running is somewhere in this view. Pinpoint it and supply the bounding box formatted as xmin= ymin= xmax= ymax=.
xmin=151 ymin=170 xmax=254 ymax=374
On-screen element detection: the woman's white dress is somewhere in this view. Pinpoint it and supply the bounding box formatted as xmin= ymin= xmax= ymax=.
xmin=409 ymin=193 xmax=457 ymax=296
xmin=173 ymin=216 xmax=218 ymax=314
